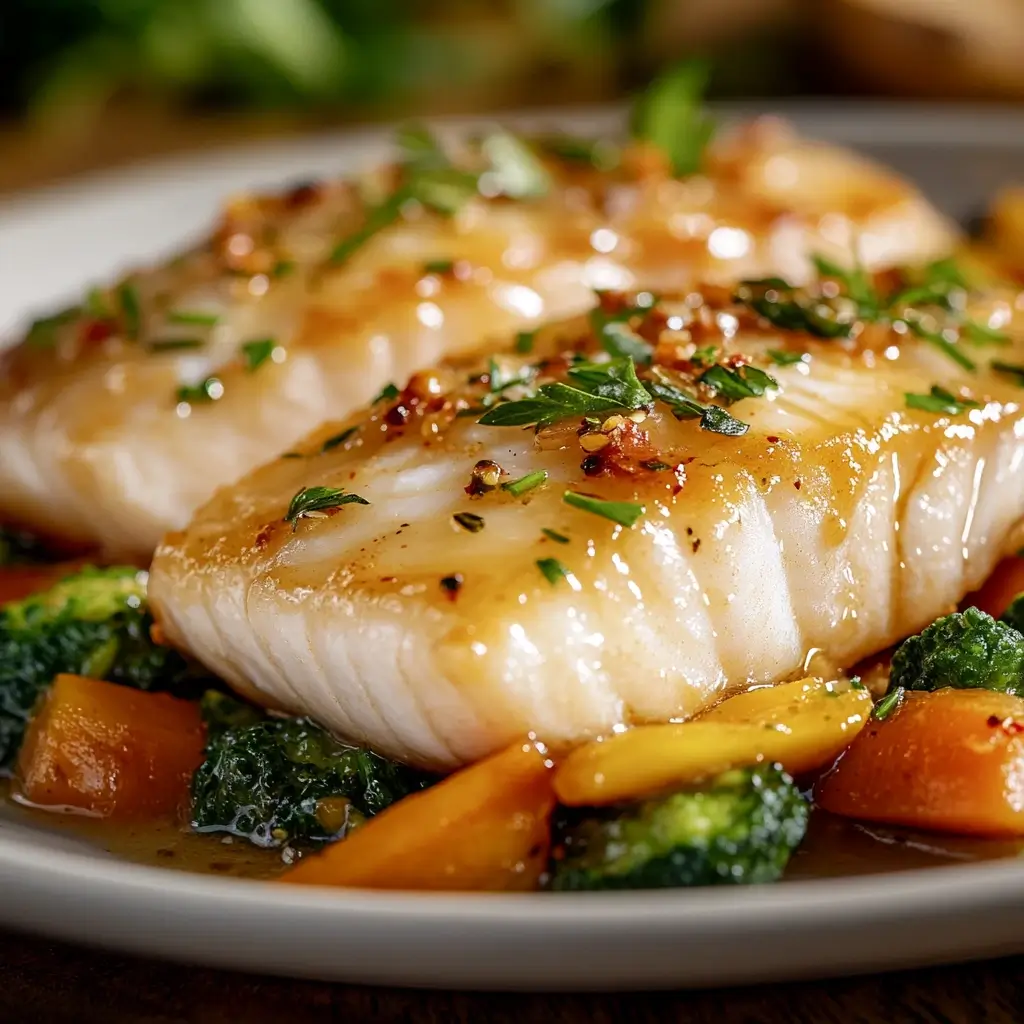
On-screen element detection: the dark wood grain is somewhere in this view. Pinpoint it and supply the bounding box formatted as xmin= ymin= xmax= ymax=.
xmin=0 ymin=927 xmax=1021 ymax=1024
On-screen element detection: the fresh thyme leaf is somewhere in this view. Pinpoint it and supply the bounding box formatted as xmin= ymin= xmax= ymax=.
xmin=480 ymin=356 xmax=651 ymax=427
xmin=767 ymin=349 xmax=808 ymax=366
xmin=423 ymin=259 xmax=455 ymax=275
xmin=373 ymin=382 xmax=400 ymax=404
xmin=738 ymin=280 xmax=856 ymax=340
xmin=25 ymin=308 xmax=79 ymax=348
xmin=542 ymin=528 xmax=569 ymax=544
xmin=699 ymin=405 xmax=749 ymax=436
xmin=321 ymin=426 xmax=359 ymax=452
xmin=905 ymin=385 xmax=981 ymax=415
xmin=453 ymin=512 xmax=485 ymax=533
xmin=690 ymin=345 xmax=719 ymax=368
xmin=962 ymin=319 xmax=1010 ymax=346
xmin=631 ymin=58 xmax=715 ymax=177
xmin=329 ymin=192 xmax=406 ymax=265
xmin=118 ymin=282 xmax=141 ymax=339
xmin=811 ymin=254 xmax=879 ymax=317
xmin=905 ymin=318 xmax=977 ymax=372
xmin=85 ymin=287 xmax=112 ymax=319
xmin=503 ymin=470 xmax=548 ymax=497
xmin=874 ymin=686 xmax=904 ymax=722
xmin=536 ymin=558 xmax=572 ymax=586
xmin=167 ymin=310 xmax=220 ymax=327
xmin=241 ymin=338 xmax=278 ymax=372
xmin=536 ymin=135 xmax=620 ymax=171
xmin=515 ymin=330 xmax=536 ymax=354
xmin=992 ymin=360 xmax=1024 ymax=385
xmin=644 ymin=379 xmax=749 ymax=435
xmin=149 ymin=338 xmax=205 ymax=352
xmin=563 ymin=491 xmax=645 ymax=528
xmin=285 ymin=486 xmax=369 ymax=530
xmin=176 ymin=377 xmax=224 ymax=404
xmin=481 ymin=131 xmax=551 ymax=199
xmin=590 ymin=307 xmax=654 ymax=365
xmin=698 ymin=364 xmax=778 ymax=402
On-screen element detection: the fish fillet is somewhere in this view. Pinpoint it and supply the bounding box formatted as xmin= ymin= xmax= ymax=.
xmin=0 ymin=121 xmax=955 ymax=557
xmin=150 ymin=283 xmax=1024 ymax=768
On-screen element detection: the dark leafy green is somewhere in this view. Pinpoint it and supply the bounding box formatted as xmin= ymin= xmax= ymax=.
xmin=191 ymin=694 xmax=433 ymax=847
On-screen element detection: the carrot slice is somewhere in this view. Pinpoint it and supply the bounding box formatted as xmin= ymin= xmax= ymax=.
xmin=281 ymin=740 xmax=554 ymax=891
xmin=15 ymin=674 xmax=205 ymax=820
xmin=815 ymin=688 xmax=1024 ymax=837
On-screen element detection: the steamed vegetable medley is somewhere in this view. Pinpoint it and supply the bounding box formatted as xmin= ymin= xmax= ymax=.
xmin=3 ymin=556 xmax=1024 ymax=891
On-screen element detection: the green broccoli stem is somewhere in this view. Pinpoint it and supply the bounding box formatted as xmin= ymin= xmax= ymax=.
xmin=548 ymin=764 xmax=808 ymax=891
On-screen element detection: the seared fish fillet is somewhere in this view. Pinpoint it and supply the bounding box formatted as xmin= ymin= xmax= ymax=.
xmin=151 ymin=279 xmax=1024 ymax=769
xmin=0 ymin=121 xmax=955 ymax=557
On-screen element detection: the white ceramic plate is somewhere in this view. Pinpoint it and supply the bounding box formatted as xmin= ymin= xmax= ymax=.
xmin=2 ymin=104 xmax=1024 ymax=992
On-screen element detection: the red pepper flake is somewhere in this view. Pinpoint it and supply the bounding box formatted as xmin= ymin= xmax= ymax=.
xmin=79 ymin=318 xmax=116 ymax=346
xmin=766 ymin=435 xmax=780 ymax=444
xmin=987 ymin=714 xmax=1024 ymax=733
xmin=284 ymin=181 xmax=324 ymax=209
xmin=794 ymin=479 xmax=802 ymax=490
xmin=440 ymin=574 xmax=464 ymax=600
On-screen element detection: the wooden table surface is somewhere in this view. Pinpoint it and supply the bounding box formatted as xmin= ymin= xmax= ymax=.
xmin=0 ymin=925 xmax=1022 ymax=1024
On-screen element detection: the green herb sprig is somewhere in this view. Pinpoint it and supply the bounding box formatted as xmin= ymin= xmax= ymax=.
xmin=285 ymin=486 xmax=369 ymax=530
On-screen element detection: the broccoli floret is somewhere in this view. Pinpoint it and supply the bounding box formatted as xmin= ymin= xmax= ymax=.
xmin=889 ymin=607 xmax=1024 ymax=696
xmin=190 ymin=693 xmax=434 ymax=848
xmin=0 ymin=565 xmax=190 ymax=767
xmin=548 ymin=765 xmax=808 ymax=891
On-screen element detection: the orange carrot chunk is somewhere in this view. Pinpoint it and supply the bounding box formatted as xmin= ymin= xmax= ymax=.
xmin=967 ymin=556 xmax=1024 ymax=621
xmin=815 ymin=688 xmax=1024 ymax=837
xmin=15 ymin=674 xmax=205 ymax=820
xmin=281 ymin=740 xmax=555 ymax=891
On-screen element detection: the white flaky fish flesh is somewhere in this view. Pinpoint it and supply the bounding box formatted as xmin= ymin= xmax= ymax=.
xmin=0 ymin=120 xmax=956 ymax=557
xmin=150 ymin=276 xmax=1024 ymax=768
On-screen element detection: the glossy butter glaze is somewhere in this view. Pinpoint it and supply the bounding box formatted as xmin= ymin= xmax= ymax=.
xmin=0 ymin=121 xmax=955 ymax=556
xmin=151 ymin=286 xmax=1024 ymax=768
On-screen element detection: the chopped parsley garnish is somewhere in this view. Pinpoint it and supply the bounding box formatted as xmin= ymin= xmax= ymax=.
xmin=590 ymin=305 xmax=655 ymax=365
xmin=241 ymin=338 xmax=279 ymax=372
xmin=698 ymin=364 xmax=778 ymax=402
xmin=488 ymin=358 xmax=534 ymax=395
xmin=874 ymin=686 xmax=904 ymax=722
xmin=767 ymin=349 xmax=808 ymax=366
xmin=453 ymin=512 xmax=485 ymax=533
xmin=423 ymin=259 xmax=455 ymax=275
xmin=991 ymin=360 xmax=1024 ymax=385
xmin=644 ymin=379 xmax=749 ymax=436
xmin=905 ymin=318 xmax=977 ymax=372
xmin=536 ymin=135 xmax=620 ymax=171
xmin=480 ymin=131 xmax=551 ymax=200
xmin=118 ymin=282 xmax=141 ymax=339
xmin=321 ymin=426 xmax=359 ymax=452
xmin=479 ymin=356 xmax=651 ymax=427
xmin=962 ymin=319 xmax=1010 ymax=346
xmin=536 ymin=558 xmax=572 ymax=586
xmin=285 ymin=486 xmax=369 ymax=530
xmin=150 ymin=338 xmax=205 ymax=352
xmin=503 ymin=470 xmax=548 ymax=497
xmin=737 ymin=278 xmax=856 ymax=340
xmin=810 ymin=254 xmax=880 ymax=318
xmin=631 ymin=58 xmax=714 ymax=177
xmin=542 ymin=528 xmax=570 ymax=544
xmin=25 ymin=308 xmax=79 ymax=348
xmin=176 ymin=377 xmax=223 ymax=403
xmin=84 ymin=287 xmax=112 ymax=319
xmin=515 ymin=330 xmax=536 ymax=354
xmin=905 ymin=385 xmax=981 ymax=416
xmin=167 ymin=310 xmax=220 ymax=327
xmin=563 ymin=491 xmax=645 ymax=528
xmin=373 ymin=382 xmax=401 ymax=404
